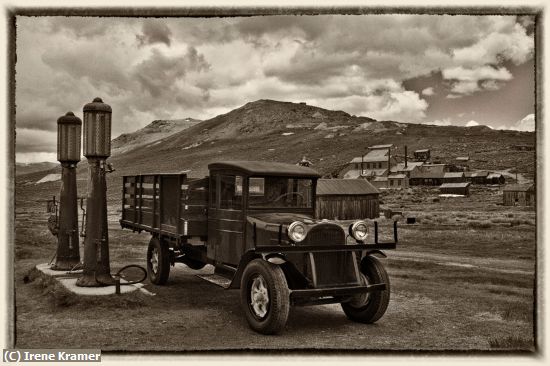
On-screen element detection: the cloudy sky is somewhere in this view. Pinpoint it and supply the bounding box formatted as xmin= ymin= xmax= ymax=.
xmin=15 ymin=14 xmax=536 ymax=163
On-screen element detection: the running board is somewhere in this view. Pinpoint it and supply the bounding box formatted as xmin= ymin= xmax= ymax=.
xmin=196 ymin=274 xmax=232 ymax=289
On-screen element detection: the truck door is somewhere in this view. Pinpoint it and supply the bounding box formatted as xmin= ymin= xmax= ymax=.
xmin=207 ymin=174 xmax=244 ymax=266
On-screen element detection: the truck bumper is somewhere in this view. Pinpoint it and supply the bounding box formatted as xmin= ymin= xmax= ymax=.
xmin=289 ymin=283 xmax=387 ymax=306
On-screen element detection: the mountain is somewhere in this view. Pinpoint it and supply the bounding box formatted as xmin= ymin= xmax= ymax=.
xmin=15 ymin=162 xmax=58 ymax=176
xmin=111 ymin=117 xmax=201 ymax=155
xmin=105 ymin=99 xmax=535 ymax=181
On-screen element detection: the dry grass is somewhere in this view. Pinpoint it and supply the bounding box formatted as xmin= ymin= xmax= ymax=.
xmin=489 ymin=335 xmax=534 ymax=350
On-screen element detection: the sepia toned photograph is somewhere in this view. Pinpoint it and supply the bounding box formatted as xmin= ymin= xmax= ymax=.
xmin=8 ymin=4 xmax=541 ymax=359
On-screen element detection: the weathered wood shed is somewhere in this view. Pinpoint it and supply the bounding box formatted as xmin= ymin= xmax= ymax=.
xmin=316 ymin=179 xmax=380 ymax=219
xmin=439 ymin=182 xmax=471 ymax=196
xmin=465 ymin=171 xmax=489 ymax=184
xmin=503 ymin=184 xmax=535 ymax=206
xmin=487 ymin=173 xmax=505 ymax=185
xmin=443 ymin=172 xmax=465 ymax=183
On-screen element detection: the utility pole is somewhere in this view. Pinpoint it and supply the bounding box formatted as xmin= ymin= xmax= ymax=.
xmin=52 ymin=112 xmax=81 ymax=270
xmin=76 ymin=98 xmax=114 ymax=287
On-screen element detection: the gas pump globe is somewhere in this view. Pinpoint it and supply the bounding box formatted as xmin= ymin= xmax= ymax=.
xmin=83 ymin=97 xmax=112 ymax=158
xmin=57 ymin=112 xmax=82 ymax=163
xmin=52 ymin=112 xmax=81 ymax=270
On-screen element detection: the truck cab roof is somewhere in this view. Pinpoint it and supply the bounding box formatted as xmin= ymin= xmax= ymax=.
xmin=208 ymin=161 xmax=321 ymax=178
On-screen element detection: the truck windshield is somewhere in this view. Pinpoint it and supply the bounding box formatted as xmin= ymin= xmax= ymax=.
xmin=246 ymin=177 xmax=313 ymax=209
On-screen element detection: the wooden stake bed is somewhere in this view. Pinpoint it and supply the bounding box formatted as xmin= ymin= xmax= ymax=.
xmin=120 ymin=173 xmax=209 ymax=239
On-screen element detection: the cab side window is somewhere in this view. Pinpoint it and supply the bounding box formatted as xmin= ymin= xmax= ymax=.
xmin=220 ymin=175 xmax=243 ymax=210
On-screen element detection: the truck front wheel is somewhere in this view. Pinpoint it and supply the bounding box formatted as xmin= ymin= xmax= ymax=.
xmin=146 ymin=237 xmax=170 ymax=285
xmin=240 ymin=259 xmax=290 ymax=334
xmin=341 ymin=256 xmax=390 ymax=323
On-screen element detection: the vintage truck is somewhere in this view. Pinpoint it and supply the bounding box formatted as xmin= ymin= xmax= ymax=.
xmin=120 ymin=161 xmax=398 ymax=334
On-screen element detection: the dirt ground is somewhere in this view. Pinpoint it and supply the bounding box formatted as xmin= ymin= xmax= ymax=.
xmin=13 ymin=181 xmax=536 ymax=352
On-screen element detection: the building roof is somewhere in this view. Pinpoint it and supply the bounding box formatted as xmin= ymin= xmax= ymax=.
xmin=391 ymin=161 xmax=423 ymax=172
xmin=415 ymin=149 xmax=430 ymax=153
xmin=487 ymin=173 xmax=503 ymax=179
xmin=372 ymin=177 xmax=388 ymax=182
xmin=388 ymin=174 xmax=407 ymax=179
xmin=344 ymin=168 xmax=388 ymax=179
xmin=443 ymin=172 xmax=465 ymax=179
xmin=208 ymin=161 xmax=321 ymax=178
xmin=317 ymin=179 xmax=379 ymax=196
xmin=465 ymin=171 xmax=488 ymax=178
xmin=440 ymin=183 xmax=471 ymax=188
xmin=369 ymin=144 xmax=393 ymax=149
xmin=410 ymin=164 xmax=447 ymax=179
xmin=503 ymin=184 xmax=534 ymax=192
xmin=456 ymin=156 xmax=470 ymax=161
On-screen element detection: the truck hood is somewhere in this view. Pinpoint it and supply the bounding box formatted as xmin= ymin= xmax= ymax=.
xmin=247 ymin=212 xmax=314 ymax=226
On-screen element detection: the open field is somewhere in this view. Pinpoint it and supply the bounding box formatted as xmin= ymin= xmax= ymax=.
xmin=12 ymin=178 xmax=536 ymax=352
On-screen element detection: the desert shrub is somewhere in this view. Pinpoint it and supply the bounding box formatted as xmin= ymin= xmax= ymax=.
xmin=468 ymin=220 xmax=492 ymax=229
xmin=489 ymin=335 xmax=534 ymax=350
xmin=432 ymin=197 xmax=439 ymax=202
xmin=507 ymin=213 xmax=514 ymax=218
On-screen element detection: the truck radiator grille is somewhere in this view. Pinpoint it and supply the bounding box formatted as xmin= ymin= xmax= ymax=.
xmin=302 ymin=224 xmax=358 ymax=288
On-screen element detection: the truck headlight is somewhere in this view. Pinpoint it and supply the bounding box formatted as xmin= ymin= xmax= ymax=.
xmin=288 ymin=221 xmax=307 ymax=243
xmin=350 ymin=221 xmax=368 ymax=241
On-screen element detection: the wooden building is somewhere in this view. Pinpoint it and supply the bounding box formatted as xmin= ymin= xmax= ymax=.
xmin=487 ymin=173 xmax=505 ymax=185
xmin=440 ymin=182 xmax=470 ymax=196
xmin=371 ymin=176 xmax=388 ymax=190
xmin=465 ymin=171 xmax=489 ymax=184
xmin=316 ymin=179 xmax=380 ymax=219
xmin=388 ymin=174 xmax=408 ymax=189
xmin=409 ymin=164 xmax=448 ymax=186
xmin=503 ymin=184 xmax=535 ymax=206
xmin=443 ymin=172 xmax=465 ymax=183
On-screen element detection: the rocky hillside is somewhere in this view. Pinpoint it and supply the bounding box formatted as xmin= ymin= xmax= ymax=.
xmin=15 ymin=162 xmax=58 ymax=176
xmin=104 ymin=99 xmax=534 ymax=181
xmin=111 ymin=117 xmax=201 ymax=155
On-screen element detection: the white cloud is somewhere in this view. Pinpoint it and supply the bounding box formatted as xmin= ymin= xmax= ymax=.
xmin=14 ymin=15 xmax=535 ymax=162
xmin=465 ymin=120 xmax=480 ymax=127
xmin=509 ymin=114 xmax=535 ymax=131
xmin=421 ymin=87 xmax=435 ymax=96
xmin=16 ymin=152 xmax=58 ymax=164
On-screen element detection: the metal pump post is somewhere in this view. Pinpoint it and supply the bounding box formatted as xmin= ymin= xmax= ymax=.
xmin=52 ymin=112 xmax=82 ymax=270
xmin=76 ymin=97 xmax=114 ymax=287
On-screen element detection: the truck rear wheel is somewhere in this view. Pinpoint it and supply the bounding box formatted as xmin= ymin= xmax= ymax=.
xmin=341 ymin=256 xmax=390 ymax=323
xmin=240 ymin=259 xmax=290 ymax=335
xmin=147 ymin=237 xmax=170 ymax=285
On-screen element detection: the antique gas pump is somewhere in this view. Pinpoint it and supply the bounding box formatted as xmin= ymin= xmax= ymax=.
xmin=52 ymin=112 xmax=82 ymax=270
xmin=76 ymin=97 xmax=114 ymax=287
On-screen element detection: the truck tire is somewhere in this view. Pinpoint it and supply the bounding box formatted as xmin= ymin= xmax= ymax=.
xmin=341 ymin=255 xmax=390 ymax=323
xmin=240 ymin=259 xmax=290 ymax=335
xmin=147 ymin=237 xmax=170 ymax=285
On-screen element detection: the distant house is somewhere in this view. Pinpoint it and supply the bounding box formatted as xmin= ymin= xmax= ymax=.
xmin=456 ymin=156 xmax=470 ymax=162
xmin=340 ymin=144 xmax=396 ymax=177
xmin=371 ymin=176 xmax=388 ymax=190
xmin=316 ymin=179 xmax=380 ymax=219
xmin=442 ymin=172 xmax=465 ymax=183
xmin=465 ymin=171 xmax=489 ymax=184
xmin=388 ymin=174 xmax=408 ymax=189
xmin=414 ymin=149 xmax=430 ymax=162
xmin=409 ymin=164 xmax=448 ymax=186
xmin=342 ymin=168 xmax=387 ymax=179
xmin=390 ymin=161 xmax=424 ymax=177
xmin=440 ymin=182 xmax=470 ymax=196
xmin=486 ymin=173 xmax=505 ymax=185
xmin=503 ymin=184 xmax=535 ymax=206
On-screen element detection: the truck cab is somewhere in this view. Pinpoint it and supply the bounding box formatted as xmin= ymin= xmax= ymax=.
xmin=121 ymin=161 xmax=398 ymax=334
